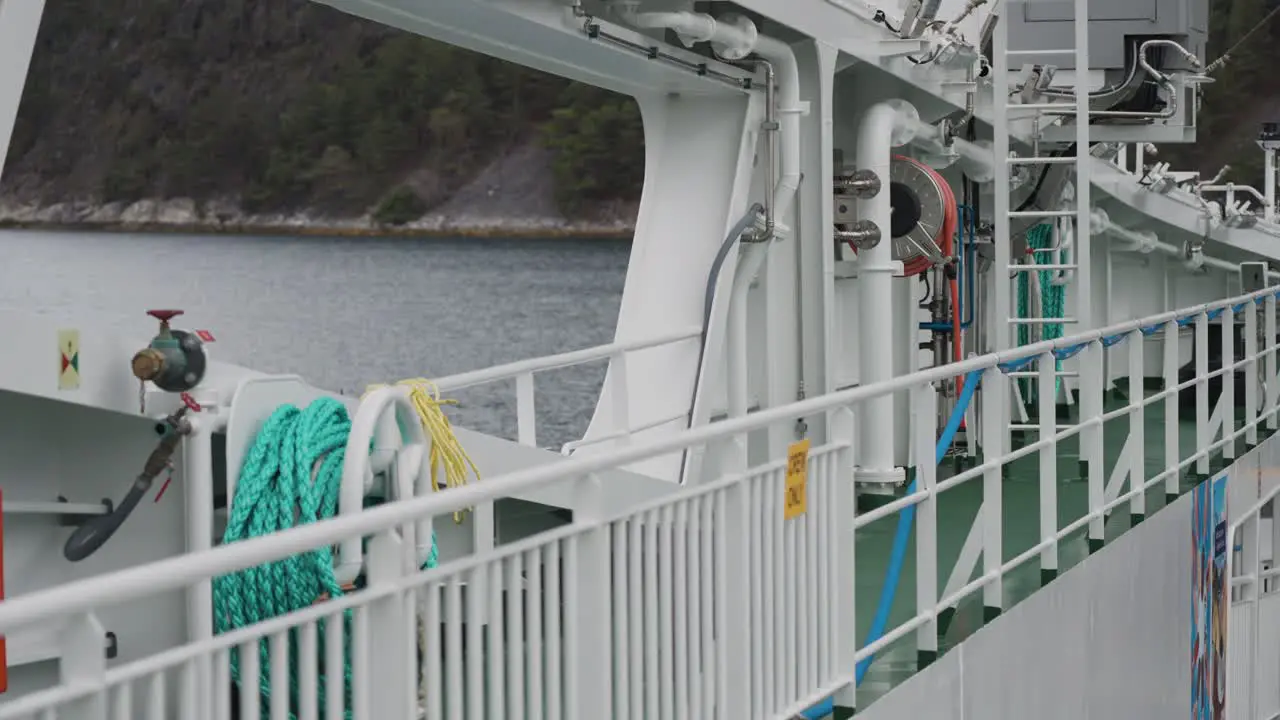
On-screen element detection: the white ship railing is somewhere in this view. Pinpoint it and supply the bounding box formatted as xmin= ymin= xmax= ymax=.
xmin=431 ymin=327 xmax=701 ymax=448
xmin=2 ymin=288 xmax=1280 ymax=719
xmin=1227 ymin=481 xmax=1280 ymax=719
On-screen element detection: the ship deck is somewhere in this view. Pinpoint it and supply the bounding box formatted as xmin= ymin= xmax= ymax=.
xmin=855 ymin=381 xmax=1242 ymax=706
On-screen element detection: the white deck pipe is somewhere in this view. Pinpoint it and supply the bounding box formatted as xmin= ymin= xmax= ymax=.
xmin=1092 ymin=208 xmax=1268 ymax=275
xmin=726 ymin=36 xmax=803 ymax=431
xmin=615 ymin=5 xmax=758 ymax=59
xmin=1266 ymin=149 xmax=1276 ymax=223
xmin=896 ymin=112 xmax=995 ymax=182
xmin=856 ymin=102 xmax=915 ymax=483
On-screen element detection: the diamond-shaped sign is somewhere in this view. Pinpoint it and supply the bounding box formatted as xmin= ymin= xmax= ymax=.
xmin=57 ymin=329 xmax=80 ymax=390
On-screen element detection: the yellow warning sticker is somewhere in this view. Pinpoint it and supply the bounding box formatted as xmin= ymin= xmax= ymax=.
xmin=57 ymin=329 xmax=80 ymax=390
xmin=784 ymin=438 xmax=811 ymax=520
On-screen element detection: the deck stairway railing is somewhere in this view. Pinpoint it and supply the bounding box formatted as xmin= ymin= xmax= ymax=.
xmin=2 ymin=288 xmax=1280 ymax=719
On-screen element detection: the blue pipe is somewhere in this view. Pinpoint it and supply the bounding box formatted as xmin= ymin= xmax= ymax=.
xmin=799 ymin=368 xmax=984 ymax=719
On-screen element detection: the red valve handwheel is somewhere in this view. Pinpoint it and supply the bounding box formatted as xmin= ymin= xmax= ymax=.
xmin=146 ymin=309 xmax=184 ymax=323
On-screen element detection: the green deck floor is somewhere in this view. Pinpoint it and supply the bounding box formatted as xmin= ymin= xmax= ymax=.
xmin=852 ymin=381 xmax=1267 ymax=710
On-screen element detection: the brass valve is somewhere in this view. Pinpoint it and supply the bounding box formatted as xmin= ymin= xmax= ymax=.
xmin=130 ymin=309 xmax=207 ymax=393
xmin=131 ymin=348 xmax=165 ymax=382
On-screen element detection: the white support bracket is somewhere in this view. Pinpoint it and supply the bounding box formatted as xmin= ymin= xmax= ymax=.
xmin=0 ymin=0 xmax=45 ymax=178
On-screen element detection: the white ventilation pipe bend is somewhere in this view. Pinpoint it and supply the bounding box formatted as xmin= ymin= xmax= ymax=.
xmin=615 ymin=6 xmax=758 ymax=59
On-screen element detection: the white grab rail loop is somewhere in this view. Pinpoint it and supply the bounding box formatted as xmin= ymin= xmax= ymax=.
xmin=337 ymin=385 xmax=433 ymax=585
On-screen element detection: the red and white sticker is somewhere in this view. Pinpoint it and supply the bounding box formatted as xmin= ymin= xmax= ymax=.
xmin=195 ymin=330 xmax=216 ymax=343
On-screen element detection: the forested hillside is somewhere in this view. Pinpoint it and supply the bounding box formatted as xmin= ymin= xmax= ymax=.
xmin=0 ymin=0 xmax=644 ymax=223
xmin=0 ymin=0 xmax=1275 ymax=226
xmin=1159 ymin=0 xmax=1280 ymax=188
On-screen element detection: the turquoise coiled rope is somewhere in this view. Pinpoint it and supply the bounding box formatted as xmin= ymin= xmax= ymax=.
xmin=213 ymin=396 xmax=438 ymax=717
xmin=1016 ymin=223 xmax=1067 ymax=402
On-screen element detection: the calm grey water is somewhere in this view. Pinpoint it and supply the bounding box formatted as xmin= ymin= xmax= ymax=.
xmin=0 ymin=229 xmax=630 ymax=448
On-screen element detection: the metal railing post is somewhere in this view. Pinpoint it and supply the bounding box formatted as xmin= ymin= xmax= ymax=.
xmin=58 ymin=612 xmax=107 ymax=720
xmin=1196 ymin=312 xmax=1211 ymax=476
xmin=1223 ymin=308 xmax=1237 ymax=461
xmin=830 ymin=406 xmax=858 ymax=711
xmin=913 ymin=385 xmax=939 ymax=666
xmin=516 ymin=372 xmax=537 ymax=446
xmin=1246 ymin=299 xmax=1259 ymax=446
xmin=1038 ymin=352 xmax=1059 ymax=581
xmin=981 ymin=367 xmax=1006 ymax=614
xmin=566 ymin=474 xmax=613 ymax=719
xmin=1267 ymin=294 xmax=1278 ymax=431
xmin=1082 ymin=339 xmax=1105 ymax=549
xmin=1127 ymin=329 xmax=1146 ymax=522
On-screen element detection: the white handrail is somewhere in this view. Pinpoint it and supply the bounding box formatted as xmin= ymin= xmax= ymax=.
xmin=431 ymin=327 xmax=701 ymax=392
xmin=0 ymin=287 xmax=1276 ymax=633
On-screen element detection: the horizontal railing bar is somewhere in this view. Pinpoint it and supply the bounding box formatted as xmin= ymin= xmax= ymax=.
xmin=0 ymin=444 xmax=847 ymax=716
xmin=936 ymin=570 xmax=998 ymax=609
xmin=0 ymin=288 xmax=1277 ymax=633
xmin=1007 ymin=370 xmax=1079 ymax=377
xmin=1231 ymin=480 xmax=1280 ymax=534
xmin=859 ymin=396 xmax=1280 ymax=667
xmin=1007 ymin=156 xmax=1077 ymax=165
xmin=433 ymin=327 xmax=702 ymax=392
xmin=1006 ymin=49 xmax=1077 ymax=56
xmin=1008 ymin=316 xmax=1079 ymax=323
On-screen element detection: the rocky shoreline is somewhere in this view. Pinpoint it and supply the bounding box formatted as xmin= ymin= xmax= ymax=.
xmin=0 ymin=197 xmax=636 ymax=239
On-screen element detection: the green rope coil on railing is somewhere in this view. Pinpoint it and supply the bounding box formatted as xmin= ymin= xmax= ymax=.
xmin=1016 ymin=223 xmax=1067 ymax=402
xmin=213 ymin=396 xmax=438 ymax=718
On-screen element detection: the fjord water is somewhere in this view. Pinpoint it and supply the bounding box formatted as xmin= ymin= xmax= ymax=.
xmin=0 ymin=229 xmax=629 ymax=449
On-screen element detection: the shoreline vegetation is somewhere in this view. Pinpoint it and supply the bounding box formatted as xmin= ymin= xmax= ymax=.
xmin=0 ymin=198 xmax=636 ymax=239
xmin=0 ymin=219 xmax=635 ymax=240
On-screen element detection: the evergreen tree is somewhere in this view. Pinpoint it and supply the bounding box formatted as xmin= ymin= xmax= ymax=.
xmin=2 ymin=0 xmax=646 ymax=219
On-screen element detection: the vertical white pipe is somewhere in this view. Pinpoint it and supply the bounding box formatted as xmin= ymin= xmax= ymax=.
xmin=992 ymin=12 xmax=1012 ymax=355
xmin=1073 ymin=0 xmax=1093 ymax=345
xmin=1266 ymin=149 xmax=1276 ymax=223
xmin=725 ymin=35 xmax=802 ymax=450
xmin=725 ymin=245 xmax=759 ymax=473
xmin=855 ymin=102 xmax=910 ymax=481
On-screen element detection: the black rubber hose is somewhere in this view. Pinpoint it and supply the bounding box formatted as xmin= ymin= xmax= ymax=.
xmin=64 ymin=428 xmax=184 ymax=561
xmin=677 ymin=203 xmax=765 ymax=483
xmin=63 ymin=481 xmax=150 ymax=562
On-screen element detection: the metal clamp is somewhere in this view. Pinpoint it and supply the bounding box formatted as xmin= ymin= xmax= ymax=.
xmin=835 ymin=220 xmax=883 ymax=250
xmin=836 ymin=169 xmax=882 ymax=199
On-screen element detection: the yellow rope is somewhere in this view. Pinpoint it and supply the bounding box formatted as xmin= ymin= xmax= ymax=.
xmin=363 ymin=379 xmax=478 ymax=523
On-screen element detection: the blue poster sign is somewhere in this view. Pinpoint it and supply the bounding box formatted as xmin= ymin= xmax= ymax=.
xmin=1191 ymin=474 xmax=1229 ymax=720
xmin=1210 ymin=475 xmax=1228 ymax=719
